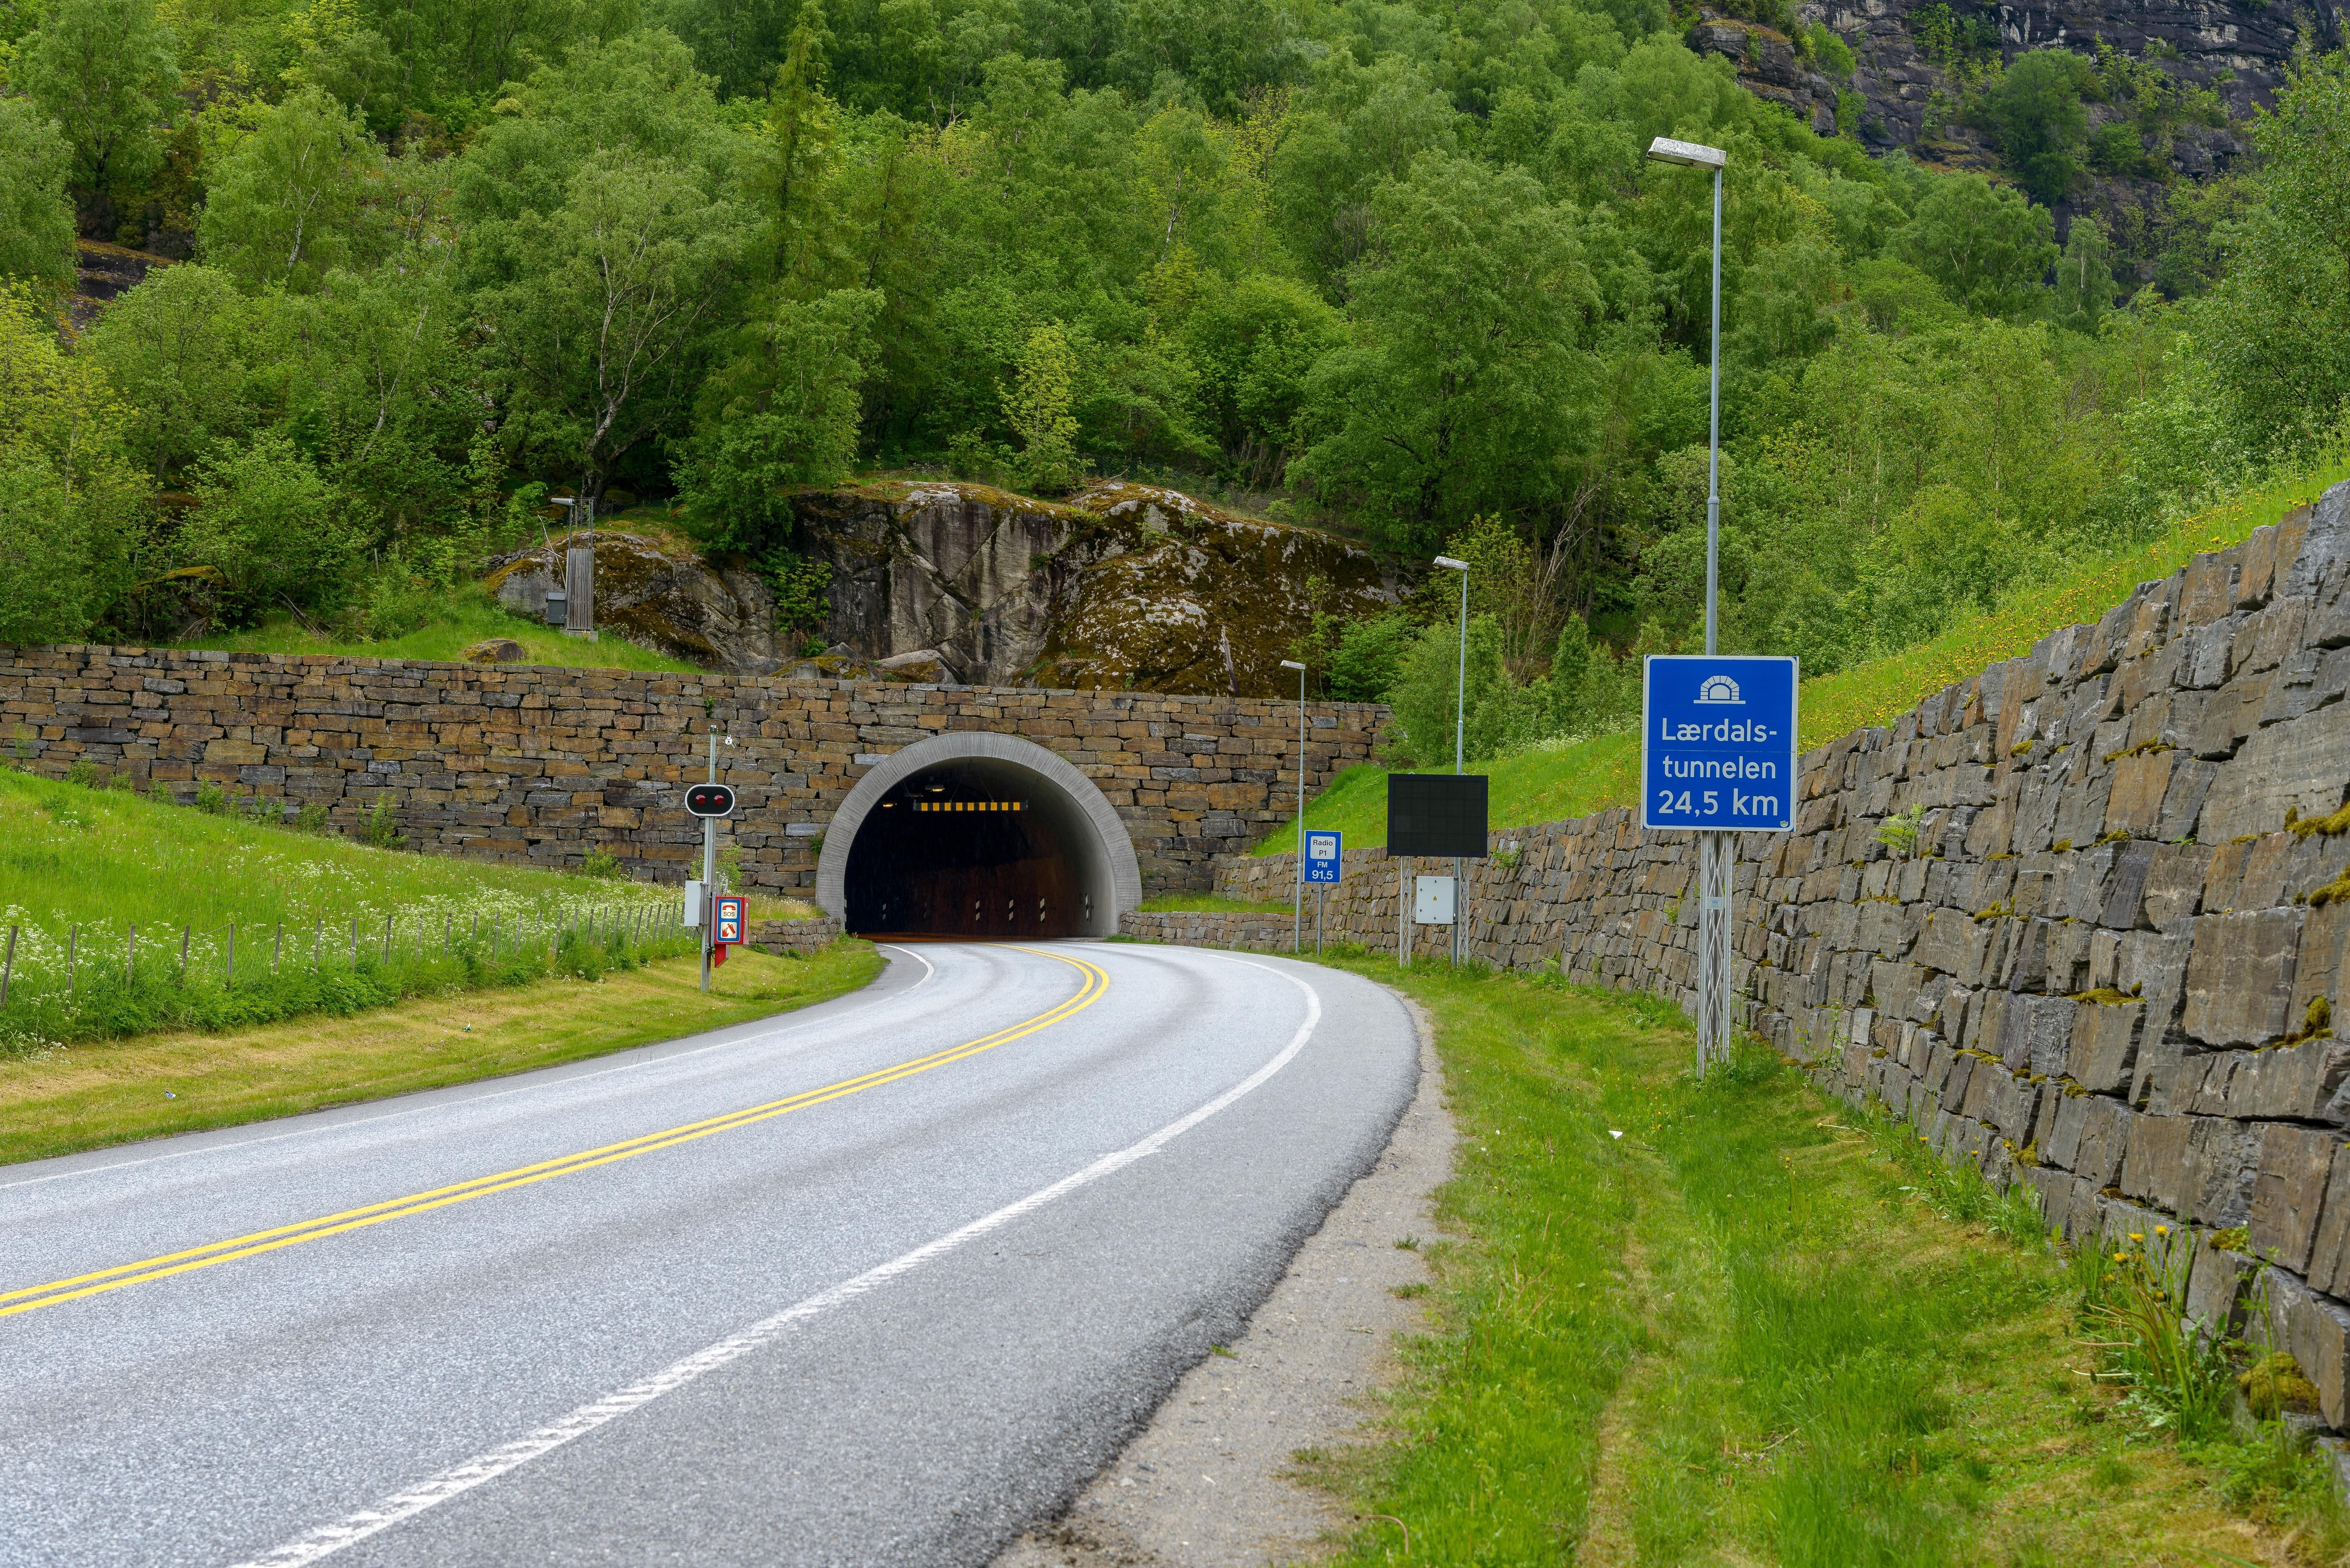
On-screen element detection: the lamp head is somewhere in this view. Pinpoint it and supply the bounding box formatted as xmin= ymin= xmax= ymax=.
xmin=1646 ymin=136 xmax=1726 ymax=170
xmin=1279 ymin=660 xmax=1307 ymax=672
xmin=1432 ymin=556 xmax=1469 ymax=571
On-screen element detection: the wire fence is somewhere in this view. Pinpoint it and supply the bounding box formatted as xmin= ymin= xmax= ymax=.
xmin=0 ymin=900 xmax=695 ymax=1054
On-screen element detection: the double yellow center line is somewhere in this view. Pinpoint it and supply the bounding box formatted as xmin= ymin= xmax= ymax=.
xmin=3 ymin=947 xmax=1108 ymax=1321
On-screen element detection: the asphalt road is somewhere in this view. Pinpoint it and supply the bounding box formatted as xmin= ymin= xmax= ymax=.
xmin=0 ymin=940 xmax=1419 ymax=1567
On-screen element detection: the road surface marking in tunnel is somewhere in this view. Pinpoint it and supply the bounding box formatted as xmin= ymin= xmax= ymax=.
xmin=0 ymin=948 xmax=1107 ymax=1321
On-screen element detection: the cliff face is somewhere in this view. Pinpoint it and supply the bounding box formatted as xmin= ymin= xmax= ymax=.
xmin=791 ymin=481 xmax=1410 ymax=697
xmin=1696 ymin=0 xmax=2341 ymax=178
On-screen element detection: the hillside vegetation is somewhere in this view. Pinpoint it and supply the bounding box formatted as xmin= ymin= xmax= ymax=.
xmin=1258 ymin=450 xmax=2350 ymax=853
xmin=1 ymin=0 xmax=2343 ymax=694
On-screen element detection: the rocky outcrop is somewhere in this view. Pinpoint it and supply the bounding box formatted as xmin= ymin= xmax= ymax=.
xmin=1692 ymin=19 xmax=1846 ymax=137
xmin=67 ymin=241 xmax=171 ymax=335
xmin=792 ymin=480 xmax=1409 ymax=697
xmin=1693 ymin=0 xmax=2333 ymax=176
xmin=483 ymin=530 xmax=779 ymax=672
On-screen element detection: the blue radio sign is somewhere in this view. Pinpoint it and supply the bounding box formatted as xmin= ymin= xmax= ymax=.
xmin=1641 ymin=655 xmax=1799 ymax=832
xmin=1304 ymin=829 xmax=1342 ymax=883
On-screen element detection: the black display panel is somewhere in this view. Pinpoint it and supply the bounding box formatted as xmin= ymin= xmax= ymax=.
xmin=1387 ymin=773 xmax=1488 ymax=858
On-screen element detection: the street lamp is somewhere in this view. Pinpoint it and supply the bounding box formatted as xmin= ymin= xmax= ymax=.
xmin=1281 ymin=659 xmax=1308 ymax=953
xmin=1432 ymin=555 xmax=1469 ymax=963
xmin=1648 ymin=132 xmax=1732 ymax=1071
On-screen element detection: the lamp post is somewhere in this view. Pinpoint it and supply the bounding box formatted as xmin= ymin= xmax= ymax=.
xmin=1433 ymin=554 xmax=1469 ymax=964
xmin=1647 ymin=132 xmax=1732 ymax=1072
xmin=1281 ymin=658 xmax=1308 ymax=954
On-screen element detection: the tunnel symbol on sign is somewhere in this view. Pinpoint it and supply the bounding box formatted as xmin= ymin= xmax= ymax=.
xmin=1694 ymin=675 xmax=1743 ymax=705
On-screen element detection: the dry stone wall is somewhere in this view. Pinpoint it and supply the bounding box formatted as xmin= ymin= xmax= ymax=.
xmin=1143 ymin=482 xmax=2350 ymax=1429
xmin=0 ymin=651 xmax=1381 ymax=898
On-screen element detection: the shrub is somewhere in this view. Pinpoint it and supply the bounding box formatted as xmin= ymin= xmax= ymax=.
xmin=361 ymin=796 xmax=408 ymax=850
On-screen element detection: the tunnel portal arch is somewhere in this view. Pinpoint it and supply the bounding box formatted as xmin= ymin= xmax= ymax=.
xmin=815 ymin=733 xmax=1141 ymax=939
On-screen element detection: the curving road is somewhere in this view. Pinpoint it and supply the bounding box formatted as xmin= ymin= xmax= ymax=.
xmin=0 ymin=941 xmax=1419 ymax=1567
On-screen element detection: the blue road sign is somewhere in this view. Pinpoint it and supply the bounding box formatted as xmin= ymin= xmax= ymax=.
xmin=714 ymin=896 xmax=745 ymax=945
xmin=1305 ymin=829 xmax=1343 ymax=883
xmin=1641 ymin=655 xmax=1799 ymax=832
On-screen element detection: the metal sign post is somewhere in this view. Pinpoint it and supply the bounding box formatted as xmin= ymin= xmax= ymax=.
xmin=1387 ymin=773 xmax=1486 ymax=969
xmin=1640 ymin=654 xmax=1797 ymax=1073
xmin=684 ymin=737 xmax=737 ymax=993
xmin=1281 ymin=659 xmax=1308 ymax=954
xmin=1305 ymin=830 xmax=1341 ymax=957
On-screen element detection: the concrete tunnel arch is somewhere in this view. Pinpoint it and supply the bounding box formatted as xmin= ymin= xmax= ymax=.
xmin=814 ymin=732 xmax=1142 ymax=939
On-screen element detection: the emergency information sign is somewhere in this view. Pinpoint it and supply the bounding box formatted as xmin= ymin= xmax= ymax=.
xmin=1640 ymin=655 xmax=1798 ymax=833
xmin=714 ymin=895 xmax=744 ymax=945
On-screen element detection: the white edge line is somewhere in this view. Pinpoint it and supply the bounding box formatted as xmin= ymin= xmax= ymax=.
xmin=228 ymin=953 xmax=1322 ymax=1568
xmin=0 ymin=942 xmax=943 ymax=1195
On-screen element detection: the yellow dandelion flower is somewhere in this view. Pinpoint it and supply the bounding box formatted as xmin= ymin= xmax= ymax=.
xmin=2128 ymin=1232 xmax=2143 ymax=1241
xmin=2113 ymin=1252 xmax=2126 ymax=1262
xmin=2155 ymin=1225 xmax=2168 ymax=1235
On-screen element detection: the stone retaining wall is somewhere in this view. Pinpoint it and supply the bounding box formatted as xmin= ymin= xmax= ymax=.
xmin=1134 ymin=483 xmax=2350 ymax=1429
xmin=0 ymin=653 xmax=1381 ymax=899
xmin=746 ymin=916 xmax=844 ymax=955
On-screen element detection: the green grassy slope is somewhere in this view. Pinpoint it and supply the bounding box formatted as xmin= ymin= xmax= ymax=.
xmin=0 ymin=769 xmax=709 ymax=1047
xmin=174 ymin=584 xmax=701 ymax=673
xmin=1258 ymin=456 xmax=2350 ymax=855
xmin=1289 ymin=957 xmax=2341 ymax=1562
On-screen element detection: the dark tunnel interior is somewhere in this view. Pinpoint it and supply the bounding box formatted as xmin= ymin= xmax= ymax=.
xmin=843 ymin=760 xmax=1105 ymax=938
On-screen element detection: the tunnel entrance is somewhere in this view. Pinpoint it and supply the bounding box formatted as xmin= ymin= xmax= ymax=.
xmin=843 ymin=760 xmax=1097 ymax=938
xmin=819 ymin=732 xmax=1141 ymax=939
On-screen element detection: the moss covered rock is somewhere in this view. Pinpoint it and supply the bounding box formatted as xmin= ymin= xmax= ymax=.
xmin=483 ymin=530 xmax=778 ymax=672
xmin=790 ymin=479 xmax=1408 ymax=696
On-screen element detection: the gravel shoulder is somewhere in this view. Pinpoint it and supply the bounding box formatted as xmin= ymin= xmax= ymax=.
xmin=994 ymin=991 xmax=1456 ymax=1568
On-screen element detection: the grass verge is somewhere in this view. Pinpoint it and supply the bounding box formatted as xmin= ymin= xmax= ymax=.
xmin=0 ymin=941 xmax=881 ymax=1165
xmin=1258 ymin=454 xmax=2350 ymax=856
xmin=1289 ymin=951 xmax=2346 ymax=1565
xmin=0 ymin=767 xmax=815 ymax=1050
xmin=173 ymin=582 xmax=700 ymax=673
xmin=1134 ymin=892 xmax=1296 ymax=913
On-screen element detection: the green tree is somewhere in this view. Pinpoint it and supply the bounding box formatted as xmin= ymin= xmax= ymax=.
xmin=1002 ymin=320 xmax=1080 ymax=492
xmin=1289 ymin=154 xmax=1599 ymax=551
xmin=176 ymin=431 xmax=360 ymax=621
xmin=2050 ymin=213 xmax=2117 ymax=334
xmin=1326 ymin=610 xmax=1417 ymax=702
xmin=83 ymin=262 xmax=250 ymax=485
xmin=2190 ymin=49 xmax=2350 ymax=443
xmin=0 ymin=97 xmax=76 ymax=291
xmin=654 ymin=0 xmax=806 ymax=100
xmin=0 ymin=284 xmax=144 ymax=642
xmin=1386 ymin=613 xmax=1525 ymax=767
xmin=459 ymin=32 xmax=752 ymax=516
xmin=197 ymin=87 xmax=383 ymax=293
xmin=1893 ymin=173 xmax=2056 ymax=318
xmin=0 ymin=455 xmax=115 ymax=644
xmin=678 ymin=286 xmax=880 ymax=542
xmin=1972 ymin=49 xmax=2090 ymax=205
xmin=16 ymin=0 xmax=178 ymax=236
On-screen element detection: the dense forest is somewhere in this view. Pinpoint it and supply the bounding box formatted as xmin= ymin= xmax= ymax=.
xmin=0 ymin=0 xmax=2345 ymax=745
